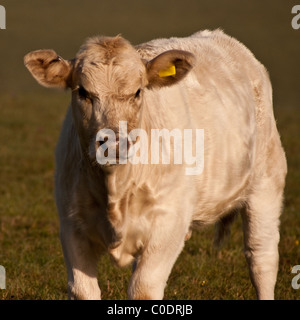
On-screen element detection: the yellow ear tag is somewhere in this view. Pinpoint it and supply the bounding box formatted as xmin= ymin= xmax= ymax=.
xmin=159 ymin=65 xmax=176 ymax=78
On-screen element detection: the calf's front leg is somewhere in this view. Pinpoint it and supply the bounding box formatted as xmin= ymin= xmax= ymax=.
xmin=60 ymin=223 xmax=102 ymax=300
xmin=128 ymin=215 xmax=189 ymax=300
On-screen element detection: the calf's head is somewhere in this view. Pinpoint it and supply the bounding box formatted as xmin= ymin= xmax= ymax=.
xmin=24 ymin=36 xmax=194 ymax=167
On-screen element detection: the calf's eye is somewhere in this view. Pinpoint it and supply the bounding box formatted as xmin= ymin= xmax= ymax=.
xmin=134 ymin=88 xmax=141 ymax=99
xmin=78 ymin=86 xmax=91 ymax=102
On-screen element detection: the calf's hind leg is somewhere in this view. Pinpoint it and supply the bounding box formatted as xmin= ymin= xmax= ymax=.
xmin=242 ymin=174 xmax=285 ymax=300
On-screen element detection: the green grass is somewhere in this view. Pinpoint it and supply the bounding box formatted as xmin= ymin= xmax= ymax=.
xmin=0 ymin=0 xmax=299 ymax=300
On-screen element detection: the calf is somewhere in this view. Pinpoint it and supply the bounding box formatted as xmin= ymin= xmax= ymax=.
xmin=24 ymin=30 xmax=287 ymax=299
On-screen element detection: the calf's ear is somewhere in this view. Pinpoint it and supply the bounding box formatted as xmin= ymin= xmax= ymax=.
xmin=24 ymin=49 xmax=72 ymax=89
xmin=145 ymin=49 xmax=195 ymax=89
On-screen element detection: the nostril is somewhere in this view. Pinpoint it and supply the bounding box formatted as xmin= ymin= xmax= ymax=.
xmin=97 ymin=137 xmax=108 ymax=148
xmin=127 ymin=139 xmax=131 ymax=150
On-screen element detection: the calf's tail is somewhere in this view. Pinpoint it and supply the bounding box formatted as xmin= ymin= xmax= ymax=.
xmin=213 ymin=210 xmax=238 ymax=248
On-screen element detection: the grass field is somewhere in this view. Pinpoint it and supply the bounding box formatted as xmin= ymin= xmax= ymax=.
xmin=0 ymin=0 xmax=299 ymax=300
